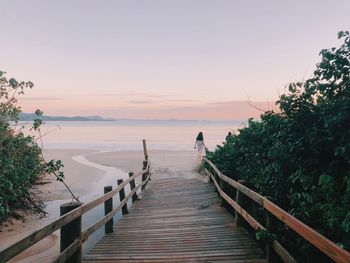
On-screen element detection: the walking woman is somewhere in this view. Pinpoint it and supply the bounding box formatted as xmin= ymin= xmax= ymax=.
xmin=194 ymin=131 xmax=206 ymax=160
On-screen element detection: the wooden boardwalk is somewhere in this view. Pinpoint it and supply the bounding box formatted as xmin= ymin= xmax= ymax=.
xmin=83 ymin=169 xmax=266 ymax=262
xmin=3 ymin=147 xmax=350 ymax=263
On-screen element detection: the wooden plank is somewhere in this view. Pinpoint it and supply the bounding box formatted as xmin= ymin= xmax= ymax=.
xmin=84 ymin=170 xmax=265 ymax=262
xmin=209 ymin=171 xmax=264 ymax=231
xmin=55 ymin=238 xmax=81 ymax=263
xmin=142 ymin=139 xmax=148 ymax=161
xmin=0 ymin=169 xmax=146 ymax=263
xmin=264 ymin=199 xmax=350 ymax=263
xmin=271 ymin=240 xmax=296 ymax=263
xmin=205 ymin=158 xmax=350 ymax=263
xmin=221 ymin=188 xmax=265 ymax=231
xmin=204 ymin=158 xmax=264 ymax=205
xmin=57 ymin=171 xmax=150 ymax=262
xmin=0 ymin=205 xmax=83 ymax=263
xmin=83 ymin=171 xmax=141 ymax=212
xmin=84 ymin=259 xmax=265 ymax=263
xmin=221 ymin=173 xmax=264 ymax=205
xmin=207 ymin=165 xmax=301 ymax=263
xmin=84 ymin=252 xmax=264 ymax=259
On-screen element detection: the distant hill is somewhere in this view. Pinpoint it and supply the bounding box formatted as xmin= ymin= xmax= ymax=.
xmin=19 ymin=113 xmax=114 ymax=121
xmin=19 ymin=113 xmax=245 ymax=123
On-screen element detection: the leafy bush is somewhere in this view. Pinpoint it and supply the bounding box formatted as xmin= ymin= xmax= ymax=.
xmin=0 ymin=71 xmax=65 ymax=222
xmin=206 ymin=31 xmax=350 ymax=262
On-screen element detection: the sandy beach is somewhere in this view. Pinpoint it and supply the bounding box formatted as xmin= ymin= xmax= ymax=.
xmin=86 ymin=150 xmax=200 ymax=179
xmin=0 ymin=148 xmax=201 ymax=262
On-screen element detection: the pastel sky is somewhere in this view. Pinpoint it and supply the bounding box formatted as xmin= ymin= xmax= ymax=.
xmin=1 ymin=0 xmax=349 ymax=120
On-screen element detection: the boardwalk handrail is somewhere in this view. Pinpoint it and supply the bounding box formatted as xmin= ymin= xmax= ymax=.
xmin=0 ymin=140 xmax=151 ymax=263
xmin=203 ymin=157 xmax=350 ymax=263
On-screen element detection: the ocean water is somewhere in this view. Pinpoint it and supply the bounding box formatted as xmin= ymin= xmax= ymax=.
xmin=19 ymin=119 xmax=245 ymax=257
xmin=34 ymin=120 xmax=244 ymax=151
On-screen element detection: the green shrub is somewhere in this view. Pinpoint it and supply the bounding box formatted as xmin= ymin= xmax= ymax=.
xmin=206 ymin=31 xmax=350 ymax=262
xmin=0 ymin=71 xmax=64 ymax=222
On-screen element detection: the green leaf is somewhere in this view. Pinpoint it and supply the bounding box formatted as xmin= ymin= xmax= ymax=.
xmin=318 ymin=174 xmax=331 ymax=186
xmin=35 ymin=109 xmax=43 ymax=116
xmin=334 ymin=147 xmax=346 ymax=156
xmin=9 ymin=78 xmax=18 ymax=88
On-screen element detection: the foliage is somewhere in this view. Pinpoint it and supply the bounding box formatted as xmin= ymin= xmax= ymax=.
xmin=0 ymin=71 xmax=65 ymax=222
xmin=206 ymin=31 xmax=350 ymax=262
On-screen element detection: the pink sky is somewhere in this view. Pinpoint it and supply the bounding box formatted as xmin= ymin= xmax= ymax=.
xmin=1 ymin=1 xmax=349 ymax=120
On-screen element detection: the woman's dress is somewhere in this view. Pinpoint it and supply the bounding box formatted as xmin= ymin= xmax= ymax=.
xmin=196 ymin=140 xmax=205 ymax=153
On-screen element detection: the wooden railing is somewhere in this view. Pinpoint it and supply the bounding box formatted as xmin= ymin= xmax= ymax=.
xmin=0 ymin=139 xmax=151 ymax=263
xmin=203 ymin=157 xmax=350 ymax=263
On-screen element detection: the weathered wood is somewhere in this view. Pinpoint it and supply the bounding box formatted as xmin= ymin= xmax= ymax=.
xmin=264 ymin=199 xmax=350 ymax=263
xmin=142 ymin=139 xmax=148 ymax=161
xmin=204 ymin=158 xmax=350 ymax=263
xmin=142 ymin=160 xmax=148 ymax=191
xmin=343 ymin=231 xmax=350 ymax=261
xmin=60 ymin=202 xmax=82 ymax=263
xmin=0 ymin=205 xmax=83 ymax=263
xmin=104 ymin=186 xmax=113 ymax=234
xmin=128 ymin=172 xmax=138 ymax=202
xmin=271 ymin=241 xmax=296 ymax=263
xmin=207 ymin=169 xmax=295 ymax=263
xmin=58 ymin=179 xmax=145 ymax=262
xmin=219 ymin=177 xmax=226 ymax=207
xmin=0 ymin=169 xmax=143 ymax=263
xmin=204 ymin=168 xmax=213 ymax=183
xmin=84 ymin=258 xmax=266 ymax=263
xmin=221 ymin=190 xmax=264 ymax=231
xmin=235 ymin=180 xmax=248 ymax=227
xmin=142 ymin=160 xmax=149 ymax=174
xmin=56 ymin=238 xmax=81 ymax=263
xmin=222 ymin=173 xmax=264 ymax=205
xmin=0 ymin=149 xmax=149 ymax=263
xmin=266 ymin=210 xmax=279 ymax=263
xmin=204 ymin=157 xmax=264 ymax=205
xmin=83 ymin=171 xmax=141 ymax=213
xmin=208 ymin=172 xmax=262 ymax=231
xmin=83 ymin=173 xmax=265 ymax=262
xmin=83 ymin=182 xmax=142 ymax=240
xmin=118 ymin=179 xmax=129 ymax=215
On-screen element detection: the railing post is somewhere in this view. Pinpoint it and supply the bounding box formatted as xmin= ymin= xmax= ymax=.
xmin=117 ymin=179 xmax=129 ymax=215
xmin=129 ymin=172 xmax=138 ymax=202
xmin=343 ymin=229 xmax=350 ymax=255
xmin=211 ymin=168 xmax=220 ymax=196
xmin=142 ymin=139 xmax=148 ymax=161
xmin=142 ymin=160 xmax=148 ymax=190
xmin=219 ymin=177 xmax=225 ymax=207
xmin=60 ymin=202 xmax=82 ymax=263
xmin=104 ymin=186 xmax=113 ymax=234
xmin=205 ymin=168 xmax=213 ymax=183
xmin=234 ymin=180 xmax=247 ymax=227
xmin=266 ymin=206 xmax=279 ymax=263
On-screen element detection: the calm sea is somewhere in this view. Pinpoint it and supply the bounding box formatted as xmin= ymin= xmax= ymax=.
xmin=22 ymin=119 xmax=245 ymax=253
xmin=36 ymin=120 xmax=244 ymax=151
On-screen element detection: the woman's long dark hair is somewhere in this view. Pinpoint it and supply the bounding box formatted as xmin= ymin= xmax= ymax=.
xmin=196 ymin=132 xmax=203 ymax=141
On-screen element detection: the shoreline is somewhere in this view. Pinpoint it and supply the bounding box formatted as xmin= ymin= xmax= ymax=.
xmin=0 ymin=148 xmax=199 ymax=262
